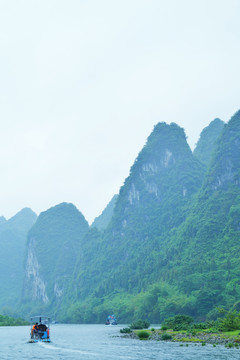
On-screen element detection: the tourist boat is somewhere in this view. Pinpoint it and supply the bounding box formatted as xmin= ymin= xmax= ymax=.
xmin=28 ymin=315 xmax=51 ymax=343
xmin=105 ymin=315 xmax=117 ymax=325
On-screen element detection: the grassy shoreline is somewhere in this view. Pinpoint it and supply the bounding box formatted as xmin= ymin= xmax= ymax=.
xmin=122 ymin=328 xmax=240 ymax=348
xmin=119 ymin=312 xmax=240 ymax=348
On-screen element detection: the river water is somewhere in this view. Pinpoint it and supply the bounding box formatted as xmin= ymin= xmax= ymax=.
xmin=0 ymin=324 xmax=239 ymax=360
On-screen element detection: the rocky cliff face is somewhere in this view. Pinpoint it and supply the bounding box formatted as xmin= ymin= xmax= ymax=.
xmin=0 ymin=208 xmax=37 ymax=310
xmin=193 ymin=118 xmax=225 ymax=166
xmin=24 ymin=237 xmax=49 ymax=304
xmin=205 ymin=111 xmax=240 ymax=192
xmin=110 ymin=122 xmax=205 ymax=237
xmin=21 ymin=203 xmax=89 ymax=312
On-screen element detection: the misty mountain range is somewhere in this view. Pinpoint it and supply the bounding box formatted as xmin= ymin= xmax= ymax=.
xmin=1 ymin=111 xmax=240 ymax=323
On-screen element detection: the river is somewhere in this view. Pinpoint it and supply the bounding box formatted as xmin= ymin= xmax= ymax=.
xmin=0 ymin=324 xmax=239 ymax=359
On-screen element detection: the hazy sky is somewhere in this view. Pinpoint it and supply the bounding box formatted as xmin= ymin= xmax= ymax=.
xmin=0 ymin=0 xmax=240 ymax=223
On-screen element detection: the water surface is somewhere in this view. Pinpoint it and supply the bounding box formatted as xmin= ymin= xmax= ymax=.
xmin=0 ymin=324 xmax=239 ymax=359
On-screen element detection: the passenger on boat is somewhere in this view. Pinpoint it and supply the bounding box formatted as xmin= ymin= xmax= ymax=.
xmin=31 ymin=323 xmax=39 ymax=338
xmin=38 ymin=323 xmax=48 ymax=338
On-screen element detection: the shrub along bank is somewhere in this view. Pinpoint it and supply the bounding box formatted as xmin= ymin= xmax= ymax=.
xmin=120 ymin=312 xmax=240 ymax=347
xmin=0 ymin=314 xmax=29 ymax=326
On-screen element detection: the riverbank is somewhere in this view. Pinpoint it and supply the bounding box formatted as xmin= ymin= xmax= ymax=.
xmin=120 ymin=329 xmax=240 ymax=348
xmin=0 ymin=314 xmax=29 ymax=326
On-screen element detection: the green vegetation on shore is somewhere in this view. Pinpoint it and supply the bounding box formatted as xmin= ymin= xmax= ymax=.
xmin=130 ymin=319 xmax=150 ymax=330
xmin=121 ymin=311 xmax=240 ymax=347
xmin=0 ymin=314 xmax=29 ymax=326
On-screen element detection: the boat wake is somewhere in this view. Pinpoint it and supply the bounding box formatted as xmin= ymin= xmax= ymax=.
xmin=38 ymin=342 xmax=100 ymax=356
xmin=38 ymin=341 xmax=135 ymax=359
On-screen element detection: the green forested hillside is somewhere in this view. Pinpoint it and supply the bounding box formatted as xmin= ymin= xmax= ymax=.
xmin=193 ymin=118 xmax=225 ymax=166
xmin=64 ymin=115 xmax=240 ymax=323
xmin=0 ymin=208 xmax=37 ymax=310
xmin=91 ymin=194 xmax=118 ymax=231
xmin=18 ymin=112 xmax=240 ymax=324
xmin=61 ymin=123 xmax=207 ymax=322
xmin=158 ymin=110 xmax=240 ymax=319
xmin=21 ymin=203 xmax=89 ymax=316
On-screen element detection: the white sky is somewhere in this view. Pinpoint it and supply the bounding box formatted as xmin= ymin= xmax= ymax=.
xmin=0 ymin=0 xmax=240 ymax=223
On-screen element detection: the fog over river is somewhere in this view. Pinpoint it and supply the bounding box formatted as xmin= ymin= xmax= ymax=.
xmin=1 ymin=324 xmax=239 ymax=360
